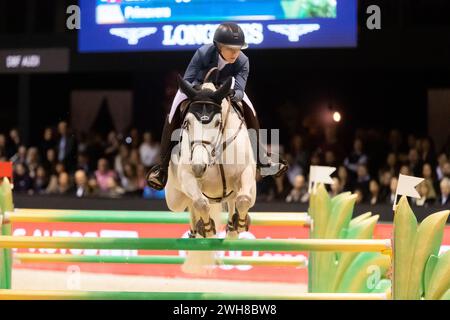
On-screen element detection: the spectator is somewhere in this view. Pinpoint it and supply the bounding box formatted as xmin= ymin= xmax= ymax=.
xmin=354 ymin=188 xmax=364 ymax=204
xmin=8 ymin=128 xmax=21 ymax=158
xmin=387 ymin=177 xmax=398 ymax=205
xmin=368 ymin=179 xmax=382 ymax=205
xmin=128 ymin=128 xmax=141 ymax=149
xmin=436 ymin=153 xmax=448 ymax=181
xmin=10 ymin=145 xmax=27 ymax=165
xmin=354 ymin=164 xmax=370 ymax=201
xmin=437 ymin=178 xmax=450 ymax=206
xmin=285 ymin=153 xmax=303 ymax=187
xmin=56 ymin=121 xmax=77 ymax=171
xmin=443 ymin=161 xmax=450 ymax=180
xmin=136 ymin=164 xmax=148 ymax=191
xmin=0 ymin=134 xmax=7 ymax=158
xmin=324 ymin=150 xmax=337 ymax=168
xmin=13 ymin=163 xmax=32 ymax=193
xmin=274 ymin=174 xmax=290 ymax=200
xmin=337 ymin=165 xmax=353 ymax=192
xmin=114 ymin=144 xmax=130 ymax=179
xmin=55 ymin=172 xmax=74 ymax=195
xmin=344 ymin=138 xmax=368 ymax=179
xmin=422 ymin=163 xmax=438 ymax=201
xmin=414 ymin=182 xmax=435 ymax=207
xmin=100 ymin=177 xmax=125 ymax=198
xmin=408 ymin=148 xmax=422 ymax=177
xmin=285 ymin=174 xmax=308 ymax=203
xmin=32 ymin=165 xmax=49 ymax=195
xmin=319 ymin=126 xmax=344 ymax=164
xmin=378 ymin=170 xmax=392 ymax=202
xmin=76 ymin=153 xmax=91 ymax=174
xmin=43 ymin=148 xmax=57 ymax=174
xmin=40 ymin=127 xmax=56 ymax=160
xmin=129 ymin=148 xmax=141 ymax=167
xmin=399 ymin=164 xmax=411 ymax=176
xmin=420 ymin=137 xmax=436 ymax=167
xmin=139 ymin=132 xmax=160 ymax=168
xmin=25 ymin=147 xmax=40 ymax=179
xmin=329 ymin=176 xmax=343 ymax=197
xmin=104 ymin=131 xmax=120 ymax=164
xmin=94 ymin=158 xmax=117 ymax=192
xmin=74 ymin=170 xmax=91 ymax=198
xmin=289 ymin=134 xmax=309 ymax=171
xmin=121 ymin=163 xmax=139 ymax=194
xmin=382 ymin=152 xmax=398 ymax=177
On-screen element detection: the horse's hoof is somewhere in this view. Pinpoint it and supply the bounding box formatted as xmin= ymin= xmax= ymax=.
xmin=226 ymin=230 xmax=239 ymax=239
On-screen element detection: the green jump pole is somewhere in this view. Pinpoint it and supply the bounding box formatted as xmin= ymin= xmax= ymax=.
xmin=0 ymin=289 xmax=390 ymax=300
xmin=7 ymin=209 xmax=310 ymax=227
xmin=14 ymin=253 xmax=308 ymax=267
xmin=0 ymin=236 xmax=391 ymax=253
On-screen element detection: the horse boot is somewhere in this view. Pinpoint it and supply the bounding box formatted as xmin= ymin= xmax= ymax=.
xmin=195 ymin=217 xmax=216 ymax=238
xmin=242 ymin=103 xmax=288 ymax=178
xmin=146 ymin=110 xmax=182 ymax=190
xmin=226 ymin=212 xmax=251 ymax=233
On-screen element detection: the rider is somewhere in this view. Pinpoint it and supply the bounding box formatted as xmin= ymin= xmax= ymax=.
xmin=147 ymin=22 xmax=288 ymax=190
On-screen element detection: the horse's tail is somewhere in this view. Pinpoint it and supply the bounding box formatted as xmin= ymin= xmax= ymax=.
xmin=181 ymin=203 xmax=223 ymax=276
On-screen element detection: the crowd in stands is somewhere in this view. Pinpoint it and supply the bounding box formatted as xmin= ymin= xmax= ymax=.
xmin=1 ymin=121 xmax=449 ymax=207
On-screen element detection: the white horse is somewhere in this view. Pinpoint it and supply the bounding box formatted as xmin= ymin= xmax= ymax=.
xmin=165 ymin=76 xmax=257 ymax=274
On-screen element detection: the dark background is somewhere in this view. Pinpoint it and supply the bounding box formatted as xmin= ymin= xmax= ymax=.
xmin=0 ymin=0 xmax=449 ymax=147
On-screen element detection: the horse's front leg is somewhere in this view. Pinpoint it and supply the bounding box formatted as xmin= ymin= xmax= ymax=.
xmin=180 ymin=169 xmax=216 ymax=238
xmin=231 ymin=165 xmax=255 ymax=234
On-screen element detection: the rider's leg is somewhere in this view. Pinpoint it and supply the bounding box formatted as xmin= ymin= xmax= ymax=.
xmin=240 ymin=101 xmax=288 ymax=178
xmin=146 ymin=104 xmax=183 ymax=190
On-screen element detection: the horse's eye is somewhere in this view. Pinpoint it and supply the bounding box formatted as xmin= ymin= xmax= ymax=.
xmin=214 ymin=120 xmax=220 ymax=128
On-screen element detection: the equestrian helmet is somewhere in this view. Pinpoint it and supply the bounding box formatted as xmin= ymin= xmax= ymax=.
xmin=213 ymin=22 xmax=248 ymax=50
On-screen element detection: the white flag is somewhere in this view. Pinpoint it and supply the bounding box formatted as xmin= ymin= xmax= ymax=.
xmin=396 ymin=174 xmax=424 ymax=198
xmin=309 ymin=166 xmax=336 ymax=193
xmin=393 ymin=174 xmax=424 ymax=210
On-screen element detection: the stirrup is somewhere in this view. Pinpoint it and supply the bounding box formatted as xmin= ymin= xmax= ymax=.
xmin=146 ymin=165 xmax=168 ymax=191
xmin=258 ymin=156 xmax=289 ymax=178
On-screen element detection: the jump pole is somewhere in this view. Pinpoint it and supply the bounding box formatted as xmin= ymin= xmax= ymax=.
xmin=0 ymin=236 xmax=392 ymax=253
xmin=14 ymin=253 xmax=308 ymax=267
xmin=0 ymin=289 xmax=390 ymax=300
xmin=5 ymin=209 xmax=311 ymax=227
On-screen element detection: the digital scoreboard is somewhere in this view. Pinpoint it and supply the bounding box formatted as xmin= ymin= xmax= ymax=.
xmin=79 ymin=0 xmax=357 ymax=52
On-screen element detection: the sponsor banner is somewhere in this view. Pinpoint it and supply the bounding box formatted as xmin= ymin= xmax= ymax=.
xmin=11 ymin=222 xmax=450 ymax=283
xmin=79 ymin=0 xmax=357 ymax=52
xmin=0 ymin=48 xmax=69 ymax=74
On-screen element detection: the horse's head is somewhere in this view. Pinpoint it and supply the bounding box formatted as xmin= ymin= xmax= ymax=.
xmin=177 ymin=75 xmax=232 ymax=178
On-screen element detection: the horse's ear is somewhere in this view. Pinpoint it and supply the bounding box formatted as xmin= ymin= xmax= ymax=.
xmin=212 ymin=77 xmax=233 ymax=104
xmin=177 ymin=74 xmax=197 ymax=99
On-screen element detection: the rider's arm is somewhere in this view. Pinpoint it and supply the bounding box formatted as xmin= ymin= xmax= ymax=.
xmin=231 ymin=58 xmax=249 ymax=102
xmin=183 ymin=49 xmax=203 ymax=86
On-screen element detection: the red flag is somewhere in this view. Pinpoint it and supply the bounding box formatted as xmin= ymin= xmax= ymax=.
xmin=0 ymin=162 xmax=13 ymax=179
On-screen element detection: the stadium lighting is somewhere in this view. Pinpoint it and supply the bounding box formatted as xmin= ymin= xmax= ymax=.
xmin=333 ymin=111 xmax=341 ymax=123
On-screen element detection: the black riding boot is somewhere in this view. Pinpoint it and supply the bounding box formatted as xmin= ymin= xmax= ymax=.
xmin=146 ymin=109 xmax=182 ymax=190
xmin=241 ymin=103 xmax=288 ymax=178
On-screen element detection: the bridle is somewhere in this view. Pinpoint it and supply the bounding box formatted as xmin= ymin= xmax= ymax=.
xmin=181 ymin=96 xmax=243 ymax=168
xmin=179 ymin=96 xmax=245 ymax=203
